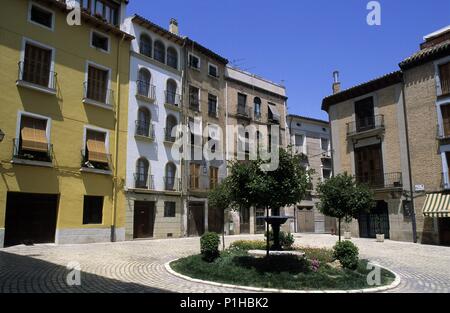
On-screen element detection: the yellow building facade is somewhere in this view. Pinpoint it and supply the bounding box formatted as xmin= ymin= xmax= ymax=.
xmin=0 ymin=0 xmax=132 ymax=247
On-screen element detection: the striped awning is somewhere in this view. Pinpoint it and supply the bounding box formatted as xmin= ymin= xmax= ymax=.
xmin=422 ymin=193 xmax=450 ymax=218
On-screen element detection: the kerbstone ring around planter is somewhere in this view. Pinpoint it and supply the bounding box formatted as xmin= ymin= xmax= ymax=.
xmin=165 ymin=259 xmax=401 ymax=293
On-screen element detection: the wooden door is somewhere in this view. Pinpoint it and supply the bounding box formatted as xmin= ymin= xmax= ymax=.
xmin=190 ymin=163 xmax=200 ymax=189
xmin=208 ymin=205 xmax=224 ymax=234
xmin=296 ymin=208 xmax=314 ymax=233
xmin=355 ymin=144 xmax=384 ymax=186
xmin=23 ymin=43 xmax=51 ymax=87
xmin=188 ymin=202 xmax=205 ymax=237
xmin=439 ymin=62 xmax=450 ymax=95
xmin=240 ymin=207 xmax=250 ymax=234
xmin=87 ymin=66 xmax=108 ymax=102
xmin=133 ymin=201 xmax=155 ymax=239
xmin=441 ymin=105 xmax=450 ymax=137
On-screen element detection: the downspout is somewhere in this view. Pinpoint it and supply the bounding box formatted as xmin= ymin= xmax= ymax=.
xmin=225 ymin=80 xmax=229 ymax=171
xmin=401 ymin=83 xmax=418 ymax=243
xmin=111 ymin=34 xmax=125 ymax=242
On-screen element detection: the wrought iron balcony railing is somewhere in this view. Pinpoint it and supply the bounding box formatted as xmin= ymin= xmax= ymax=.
xmin=164 ymin=128 xmax=176 ymax=142
xmin=135 ymin=121 xmax=155 ymax=139
xmin=164 ymin=176 xmax=180 ymax=191
xmin=17 ymin=61 xmax=57 ymax=90
xmin=83 ymin=81 xmax=114 ymax=106
xmin=165 ymin=90 xmax=181 ymax=106
xmin=356 ymin=172 xmax=402 ymax=189
xmin=12 ymin=138 xmax=53 ymax=163
xmin=136 ymin=80 xmax=156 ymax=100
xmin=236 ymin=106 xmax=251 ymax=118
xmin=347 ymin=115 xmax=384 ymax=136
xmin=134 ymin=173 xmax=155 ymax=190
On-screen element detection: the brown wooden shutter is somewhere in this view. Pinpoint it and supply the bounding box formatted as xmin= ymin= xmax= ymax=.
xmin=440 ymin=62 xmax=450 ymax=95
xmin=209 ymin=167 xmax=218 ymax=189
xmin=23 ymin=43 xmax=51 ymax=87
xmin=88 ymin=66 xmax=108 ymax=102
xmin=20 ymin=116 xmax=48 ymax=152
xmin=86 ymin=130 xmax=108 ymax=164
xmin=442 ymin=105 xmax=450 ymax=137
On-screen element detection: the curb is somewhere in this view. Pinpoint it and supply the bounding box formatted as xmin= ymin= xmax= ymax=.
xmin=164 ymin=258 xmax=401 ymax=293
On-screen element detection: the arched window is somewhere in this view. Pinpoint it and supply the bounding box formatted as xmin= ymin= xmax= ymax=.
xmin=137 ymin=68 xmax=151 ymax=98
xmin=139 ymin=34 xmax=152 ymax=58
xmin=167 ymin=47 xmax=178 ymax=69
xmin=165 ymin=162 xmax=177 ymax=190
xmin=154 ymin=40 xmax=165 ymax=64
xmin=135 ymin=157 xmax=150 ymax=188
xmin=254 ymin=97 xmax=262 ymax=119
xmin=165 ymin=114 xmax=178 ymax=142
xmin=136 ymin=107 xmax=151 ymax=137
xmin=165 ymin=79 xmax=178 ymax=105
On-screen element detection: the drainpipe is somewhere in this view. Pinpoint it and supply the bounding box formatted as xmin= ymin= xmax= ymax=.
xmin=401 ymin=84 xmax=418 ymax=243
xmin=111 ymin=34 xmax=125 ymax=242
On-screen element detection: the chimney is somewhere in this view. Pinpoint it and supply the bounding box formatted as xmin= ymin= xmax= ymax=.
xmin=421 ymin=25 xmax=450 ymax=50
xmin=332 ymin=71 xmax=341 ymax=94
xmin=169 ymin=18 xmax=179 ymax=35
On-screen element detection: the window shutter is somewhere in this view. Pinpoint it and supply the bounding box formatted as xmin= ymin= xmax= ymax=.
xmin=20 ymin=116 xmax=48 ymax=152
xmin=440 ymin=62 xmax=450 ymax=95
xmin=442 ymin=105 xmax=450 ymax=137
xmin=86 ymin=131 xmax=108 ymax=164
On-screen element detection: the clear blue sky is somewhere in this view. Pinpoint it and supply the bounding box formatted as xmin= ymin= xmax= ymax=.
xmin=127 ymin=0 xmax=449 ymax=120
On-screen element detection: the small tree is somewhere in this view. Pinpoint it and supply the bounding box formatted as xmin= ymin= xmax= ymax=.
xmin=316 ymin=172 xmax=374 ymax=242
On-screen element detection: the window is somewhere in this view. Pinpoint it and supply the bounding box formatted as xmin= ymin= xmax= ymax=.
xmin=22 ymin=42 xmax=52 ymax=87
xmin=208 ymin=94 xmax=218 ymax=117
xmin=83 ymin=196 xmax=103 ymax=224
xmin=84 ymin=129 xmax=109 ymax=170
xmin=137 ymin=68 xmax=152 ymax=98
xmin=167 ymin=47 xmax=178 ymax=69
xmin=188 ymin=53 xmax=200 ymax=69
xmin=86 ymin=65 xmax=108 ymax=103
xmin=208 ymin=63 xmax=218 ymax=78
xmin=136 ymin=107 xmax=151 ymax=137
xmin=135 ymin=157 xmax=150 ymax=189
xmin=91 ymin=31 xmax=109 ymax=52
xmin=268 ymin=103 xmax=280 ymax=123
xmin=166 ymin=79 xmax=178 ymax=105
xmin=165 ymin=163 xmax=177 ymax=190
xmin=164 ymin=202 xmax=176 ymax=217
xmin=254 ymin=97 xmax=261 ymax=119
xmin=190 ymin=163 xmax=201 ymax=189
xmin=139 ymin=34 xmax=152 ymax=57
xmin=355 ymin=97 xmax=375 ymax=132
xmin=189 ymin=86 xmax=200 ymax=111
xmin=165 ymin=115 xmax=177 ymax=142
xmin=322 ymin=168 xmax=332 ymax=180
xmin=16 ymin=115 xmax=51 ymax=162
xmin=442 ymin=104 xmax=450 ymax=137
xmin=29 ymin=4 xmax=53 ymax=29
xmin=321 ymin=138 xmax=330 ymax=153
xmin=154 ymin=40 xmax=165 ymax=63
xmin=237 ymin=93 xmax=247 ymax=115
xmin=439 ymin=62 xmax=450 ymax=96
xmin=210 ymin=167 xmax=219 ymax=189
xmin=91 ymin=0 xmax=119 ymax=26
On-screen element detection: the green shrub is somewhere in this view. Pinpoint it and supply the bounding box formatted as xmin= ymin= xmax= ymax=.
xmin=333 ymin=240 xmax=359 ymax=270
xmin=265 ymin=230 xmax=295 ymax=249
xmin=200 ymin=232 xmax=220 ymax=262
xmin=230 ymin=240 xmax=267 ymax=251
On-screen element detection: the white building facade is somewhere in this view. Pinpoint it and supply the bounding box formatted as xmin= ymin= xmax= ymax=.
xmin=123 ymin=15 xmax=185 ymax=240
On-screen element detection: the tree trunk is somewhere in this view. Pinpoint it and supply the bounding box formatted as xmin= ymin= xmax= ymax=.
xmin=222 ymin=220 xmax=226 ymax=251
xmin=338 ymin=218 xmax=341 ymax=242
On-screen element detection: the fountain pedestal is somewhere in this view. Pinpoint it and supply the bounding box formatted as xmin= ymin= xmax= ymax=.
xmin=257 ymin=216 xmax=293 ymax=251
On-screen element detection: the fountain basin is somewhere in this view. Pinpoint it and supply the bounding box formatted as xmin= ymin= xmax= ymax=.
xmin=248 ymin=250 xmax=305 ymax=258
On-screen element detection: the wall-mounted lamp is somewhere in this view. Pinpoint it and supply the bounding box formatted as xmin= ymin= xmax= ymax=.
xmin=0 ymin=129 xmax=5 ymax=142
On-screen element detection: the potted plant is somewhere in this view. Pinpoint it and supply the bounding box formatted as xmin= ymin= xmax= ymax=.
xmin=374 ymin=215 xmax=385 ymax=242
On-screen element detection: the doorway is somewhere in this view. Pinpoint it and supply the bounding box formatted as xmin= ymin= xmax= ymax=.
xmin=296 ymin=207 xmax=315 ymax=233
xmin=255 ymin=208 xmax=266 ymax=234
xmin=208 ymin=205 xmax=224 ymax=234
xmin=240 ymin=207 xmax=250 ymax=234
xmin=188 ymin=202 xmax=205 ymax=237
xmin=359 ymin=200 xmax=390 ymax=239
xmin=133 ymin=201 xmax=155 ymax=239
xmin=4 ymin=192 xmax=59 ymax=247
xmin=439 ymin=218 xmax=450 ymax=246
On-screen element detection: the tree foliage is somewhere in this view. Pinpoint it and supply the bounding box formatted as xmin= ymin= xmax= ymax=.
xmin=316 ymin=172 xmax=374 ymax=222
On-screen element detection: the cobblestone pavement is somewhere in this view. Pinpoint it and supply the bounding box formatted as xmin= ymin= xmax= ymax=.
xmin=0 ymin=234 xmax=449 ymax=293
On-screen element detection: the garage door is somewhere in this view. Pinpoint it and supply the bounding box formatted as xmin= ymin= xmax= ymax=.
xmin=4 ymin=192 xmax=59 ymax=247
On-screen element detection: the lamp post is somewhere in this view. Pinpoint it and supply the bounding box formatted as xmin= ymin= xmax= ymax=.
xmin=0 ymin=129 xmax=4 ymax=142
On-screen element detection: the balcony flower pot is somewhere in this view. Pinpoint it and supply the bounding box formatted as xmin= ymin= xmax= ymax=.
xmin=344 ymin=231 xmax=352 ymax=239
xmin=376 ymin=234 xmax=385 ymax=242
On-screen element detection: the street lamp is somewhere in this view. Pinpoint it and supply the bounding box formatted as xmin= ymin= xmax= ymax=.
xmin=0 ymin=129 xmax=4 ymax=142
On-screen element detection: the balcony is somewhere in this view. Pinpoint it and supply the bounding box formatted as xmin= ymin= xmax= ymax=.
xmin=135 ymin=121 xmax=155 ymax=140
xmin=164 ymin=128 xmax=176 ymax=143
xmin=81 ymin=150 xmax=111 ymax=174
xmin=356 ymin=172 xmax=403 ymax=190
xmin=164 ymin=176 xmax=180 ymax=191
xmin=208 ymin=109 xmax=218 ymax=118
xmin=136 ymin=81 xmax=156 ymax=102
xmin=83 ymin=81 xmax=114 ymax=109
xmin=16 ymin=61 xmax=57 ymax=95
xmin=236 ymin=106 xmax=251 ymax=120
xmin=347 ymin=115 xmax=385 ymax=139
xmin=189 ymin=96 xmax=200 ymax=112
xmin=165 ymin=90 xmax=181 ymax=108
xmin=254 ymin=111 xmax=262 ymax=121
xmin=12 ymin=138 xmax=53 ymax=166
xmin=134 ymin=173 xmax=155 ymax=190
